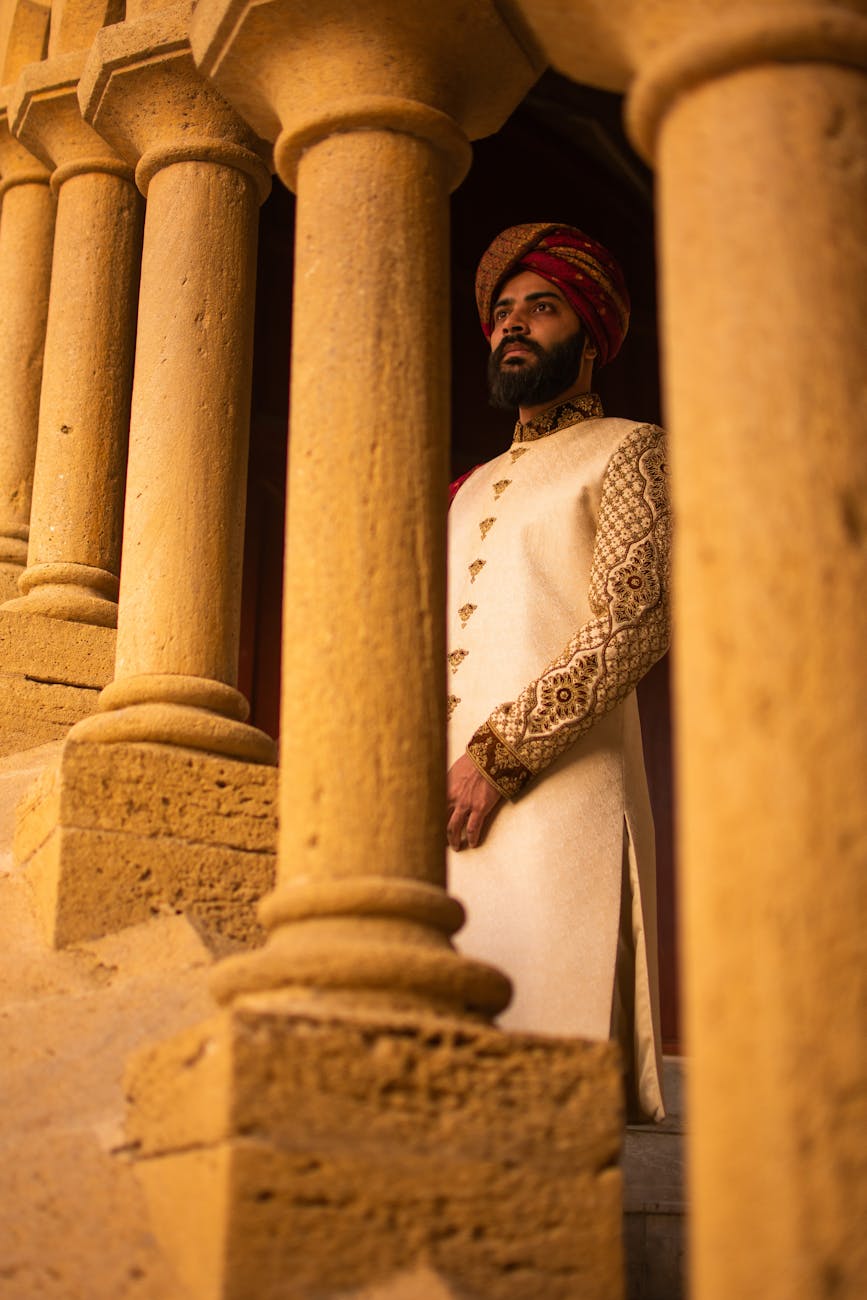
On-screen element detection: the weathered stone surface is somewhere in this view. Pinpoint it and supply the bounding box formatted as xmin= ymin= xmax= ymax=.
xmin=0 ymin=606 xmax=116 ymax=687
xmin=0 ymin=754 xmax=211 ymax=1299
xmin=0 ymin=845 xmax=212 ymax=1300
xmin=127 ymin=1003 xmax=624 ymax=1300
xmin=0 ymin=672 xmax=101 ymax=755
xmin=15 ymin=740 xmax=277 ymax=950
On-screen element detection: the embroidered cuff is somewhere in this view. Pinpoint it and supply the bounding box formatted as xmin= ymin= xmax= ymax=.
xmin=466 ymin=720 xmax=533 ymax=800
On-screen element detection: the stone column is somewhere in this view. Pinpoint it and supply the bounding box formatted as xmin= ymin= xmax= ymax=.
xmin=211 ymin=119 xmax=514 ymax=1016
xmin=622 ymin=9 xmax=867 ymax=1296
xmin=3 ymin=51 xmax=143 ymax=628
xmin=509 ymin=1 xmax=867 ymax=1292
xmin=0 ymin=93 xmax=54 ymax=603
xmin=189 ymin=0 xmax=538 ymax=1018
xmin=67 ymin=5 xmax=275 ymax=764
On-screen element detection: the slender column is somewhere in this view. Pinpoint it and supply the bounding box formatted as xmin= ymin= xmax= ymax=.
xmin=189 ymin=0 xmax=542 ymax=1014
xmin=0 ymin=94 xmax=54 ymax=602
xmin=69 ymin=7 xmax=275 ymax=762
xmin=624 ymin=8 xmax=867 ymax=1298
xmin=213 ymin=119 xmax=509 ymax=1015
xmin=3 ymin=53 xmax=143 ymax=627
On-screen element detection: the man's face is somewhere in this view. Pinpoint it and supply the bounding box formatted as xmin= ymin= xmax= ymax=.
xmin=487 ymin=270 xmax=586 ymax=411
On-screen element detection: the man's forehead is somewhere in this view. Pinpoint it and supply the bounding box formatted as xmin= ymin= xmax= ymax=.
xmin=494 ymin=269 xmax=567 ymax=307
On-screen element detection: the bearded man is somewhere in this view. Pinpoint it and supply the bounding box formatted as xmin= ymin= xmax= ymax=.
xmin=446 ymin=223 xmax=670 ymax=1121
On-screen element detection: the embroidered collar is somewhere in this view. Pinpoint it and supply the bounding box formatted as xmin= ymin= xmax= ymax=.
xmin=512 ymin=392 xmax=604 ymax=443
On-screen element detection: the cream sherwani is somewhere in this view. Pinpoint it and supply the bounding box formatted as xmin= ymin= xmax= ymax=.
xmin=447 ymin=393 xmax=670 ymax=1121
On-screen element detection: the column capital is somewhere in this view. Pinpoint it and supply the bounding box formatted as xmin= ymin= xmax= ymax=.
xmin=9 ymin=51 xmax=133 ymax=190
xmin=626 ymin=2 xmax=867 ymax=162
xmin=0 ymin=87 xmax=51 ymax=193
xmin=77 ymin=3 xmax=271 ymax=198
xmin=189 ymin=0 xmax=545 ymax=191
xmin=509 ymin=0 xmax=867 ymax=105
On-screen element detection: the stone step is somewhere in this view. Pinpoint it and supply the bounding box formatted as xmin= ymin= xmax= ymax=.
xmin=0 ymin=792 xmax=214 ymax=1300
xmin=623 ymin=1056 xmax=687 ymax=1300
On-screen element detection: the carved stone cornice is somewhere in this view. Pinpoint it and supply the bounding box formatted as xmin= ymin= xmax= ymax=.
xmin=77 ymin=3 xmax=270 ymax=197
xmin=9 ymin=50 xmax=130 ymax=186
xmin=189 ymin=0 xmax=546 ymax=191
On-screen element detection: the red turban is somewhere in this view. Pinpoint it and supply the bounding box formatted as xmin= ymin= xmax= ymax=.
xmin=475 ymin=223 xmax=630 ymax=366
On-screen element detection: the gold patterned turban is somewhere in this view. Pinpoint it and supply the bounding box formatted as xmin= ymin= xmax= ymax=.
xmin=475 ymin=222 xmax=630 ymax=366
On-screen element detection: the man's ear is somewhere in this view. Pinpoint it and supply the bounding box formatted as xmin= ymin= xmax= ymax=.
xmin=584 ymin=337 xmax=598 ymax=362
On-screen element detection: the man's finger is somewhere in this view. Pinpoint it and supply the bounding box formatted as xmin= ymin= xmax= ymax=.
xmin=465 ymin=807 xmax=488 ymax=849
xmin=447 ymin=806 xmax=467 ymax=851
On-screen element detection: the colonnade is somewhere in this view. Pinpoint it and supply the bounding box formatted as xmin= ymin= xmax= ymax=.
xmin=0 ymin=0 xmax=863 ymax=1296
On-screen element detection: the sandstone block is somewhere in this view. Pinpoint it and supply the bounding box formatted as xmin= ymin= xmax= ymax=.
xmin=0 ymin=673 xmax=101 ymax=756
xmin=126 ymin=1003 xmax=625 ymax=1300
xmin=0 ymin=603 xmax=116 ymax=688
xmin=16 ymin=740 xmax=277 ymax=951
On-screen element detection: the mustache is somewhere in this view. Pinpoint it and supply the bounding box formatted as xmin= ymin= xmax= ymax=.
xmin=491 ymin=336 xmax=546 ymax=365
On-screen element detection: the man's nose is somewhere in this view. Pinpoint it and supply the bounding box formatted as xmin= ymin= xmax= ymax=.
xmin=503 ymin=315 xmax=527 ymax=333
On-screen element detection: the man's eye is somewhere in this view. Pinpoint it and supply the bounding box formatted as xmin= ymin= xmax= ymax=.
xmin=534 ymin=302 xmax=552 ymax=312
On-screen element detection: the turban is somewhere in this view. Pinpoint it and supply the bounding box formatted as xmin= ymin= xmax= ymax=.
xmin=475 ymin=223 xmax=630 ymax=366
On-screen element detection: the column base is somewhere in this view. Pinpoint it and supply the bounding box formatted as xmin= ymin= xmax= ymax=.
xmin=126 ymin=999 xmax=625 ymax=1300
xmin=3 ymin=584 xmax=118 ymax=627
xmin=71 ymin=702 xmax=277 ymax=764
xmin=15 ymin=739 xmax=277 ymax=950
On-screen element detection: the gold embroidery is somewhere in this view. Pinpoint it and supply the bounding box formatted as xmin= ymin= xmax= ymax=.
xmin=492 ymin=480 xmax=511 ymax=499
xmin=447 ymin=694 xmax=460 ymax=719
xmin=510 ymin=446 xmax=530 ymax=462
xmin=487 ymin=423 xmax=671 ymax=776
xmin=466 ymin=721 xmax=532 ymax=799
xmin=448 ymin=649 xmax=468 ymax=673
xmin=458 ymin=603 xmax=477 ymax=627
xmin=469 ymin=559 xmax=485 ymax=582
xmin=479 ymin=517 xmax=496 ymax=540
xmin=512 ymin=391 xmax=604 ymax=443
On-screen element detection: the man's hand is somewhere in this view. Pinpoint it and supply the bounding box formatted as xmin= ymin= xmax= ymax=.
xmin=447 ymin=752 xmax=502 ymax=850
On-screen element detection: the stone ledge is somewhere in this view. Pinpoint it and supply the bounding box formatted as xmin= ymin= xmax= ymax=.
xmin=15 ymin=739 xmax=279 ymax=863
xmin=0 ymin=673 xmax=101 ymax=757
xmin=0 ymin=606 xmax=116 ymax=688
xmin=126 ymin=1003 xmax=625 ymax=1300
xmin=15 ymin=740 xmax=278 ymax=952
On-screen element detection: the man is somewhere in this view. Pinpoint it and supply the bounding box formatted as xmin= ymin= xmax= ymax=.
xmin=446 ymin=223 xmax=670 ymax=1121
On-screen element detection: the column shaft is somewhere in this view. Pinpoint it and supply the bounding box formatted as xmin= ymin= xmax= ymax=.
xmin=115 ymin=159 xmax=258 ymax=686
xmin=656 ymin=61 xmax=867 ymax=1299
xmin=280 ymin=130 xmax=448 ymax=887
xmin=211 ymin=122 xmax=508 ymax=1018
xmin=8 ymin=166 xmax=142 ymax=623
xmin=0 ymin=173 xmax=54 ymax=595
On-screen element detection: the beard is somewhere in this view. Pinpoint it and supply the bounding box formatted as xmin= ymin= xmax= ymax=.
xmin=487 ymin=330 xmax=586 ymax=411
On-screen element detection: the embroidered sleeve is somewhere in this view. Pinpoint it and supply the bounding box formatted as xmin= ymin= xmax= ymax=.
xmin=466 ymin=423 xmax=671 ymax=799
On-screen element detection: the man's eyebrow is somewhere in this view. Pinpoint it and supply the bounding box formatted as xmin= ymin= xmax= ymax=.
xmin=492 ymin=289 xmax=565 ymax=310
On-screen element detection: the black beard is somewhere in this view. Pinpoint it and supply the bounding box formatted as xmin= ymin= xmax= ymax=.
xmin=487 ymin=331 xmax=586 ymax=411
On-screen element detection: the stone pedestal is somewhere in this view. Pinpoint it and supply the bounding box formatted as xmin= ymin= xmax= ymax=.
xmin=16 ymin=739 xmax=277 ymax=950
xmin=0 ymin=606 xmax=115 ymax=754
xmin=126 ymin=1001 xmax=624 ymax=1300
xmin=3 ymin=50 xmax=144 ymax=631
